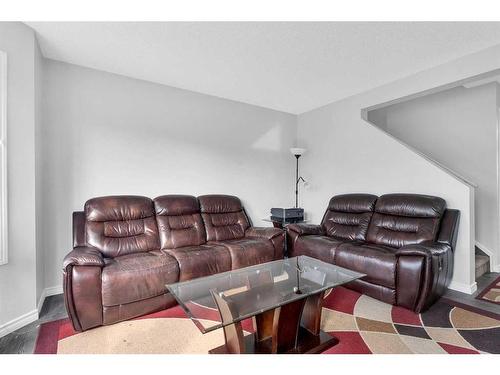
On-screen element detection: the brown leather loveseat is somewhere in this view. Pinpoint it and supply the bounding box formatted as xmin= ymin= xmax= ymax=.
xmin=63 ymin=194 xmax=284 ymax=331
xmin=287 ymin=193 xmax=459 ymax=313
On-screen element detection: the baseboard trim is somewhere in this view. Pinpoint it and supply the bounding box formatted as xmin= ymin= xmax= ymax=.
xmin=0 ymin=309 xmax=38 ymax=339
xmin=449 ymin=280 xmax=478 ymax=295
xmin=0 ymin=285 xmax=63 ymax=339
xmin=37 ymin=285 xmax=63 ymax=314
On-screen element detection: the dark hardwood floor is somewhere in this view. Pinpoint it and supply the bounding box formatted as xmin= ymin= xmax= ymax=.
xmin=0 ymin=294 xmax=67 ymax=354
xmin=1 ymin=273 xmax=499 ymax=354
xmin=443 ymin=271 xmax=500 ymax=315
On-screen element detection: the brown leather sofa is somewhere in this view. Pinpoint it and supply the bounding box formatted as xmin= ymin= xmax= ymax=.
xmin=287 ymin=193 xmax=459 ymax=313
xmin=63 ymin=194 xmax=284 ymax=331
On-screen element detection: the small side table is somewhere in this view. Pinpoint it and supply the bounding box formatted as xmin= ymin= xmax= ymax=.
xmin=262 ymin=218 xmax=308 ymax=257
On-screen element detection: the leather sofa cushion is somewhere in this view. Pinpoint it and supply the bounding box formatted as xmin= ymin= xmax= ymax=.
xmin=154 ymin=195 xmax=206 ymax=249
xmin=366 ymin=194 xmax=446 ymax=248
xmin=327 ymin=194 xmax=378 ymax=213
xmin=199 ymin=195 xmax=244 ymax=214
xmin=290 ymin=235 xmax=344 ymax=263
xmin=367 ymin=213 xmax=441 ymax=248
xmin=334 ymin=242 xmax=397 ymax=289
xmin=86 ymin=195 xmax=155 ymax=221
xmin=85 ymin=196 xmax=160 ymax=258
xmin=321 ymin=194 xmax=377 ymax=241
xmin=154 ymin=195 xmax=200 ymax=216
xmin=101 ymin=251 xmax=179 ymax=306
xmin=199 ymin=195 xmax=250 ymax=241
xmin=213 ymin=238 xmax=275 ymax=269
xmin=375 ymin=193 xmax=446 ymax=218
xmin=165 ymin=244 xmax=231 ymax=281
xmin=103 ymin=294 xmax=177 ymax=326
xmin=346 ymin=279 xmax=396 ymax=305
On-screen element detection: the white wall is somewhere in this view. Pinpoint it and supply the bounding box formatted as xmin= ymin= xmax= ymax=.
xmin=40 ymin=59 xmax=297 ymax=290
xmin=368 ymin=83 xmax=499 ymax=270
xmin=294 ymin=45 xmax=500 ymax=293
xmin=298 ymin=100 xmax=475 ymax=294
xmin=0 ymin=23 xmax=38 ymax=332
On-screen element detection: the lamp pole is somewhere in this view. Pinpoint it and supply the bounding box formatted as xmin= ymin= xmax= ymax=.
xmin=295 ymin=154 xmax=300 ymax=208
xmin=290 ymin=147 xmax=306 ymax=208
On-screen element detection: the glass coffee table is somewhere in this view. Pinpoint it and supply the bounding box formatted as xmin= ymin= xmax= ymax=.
xmin=166 ymin=256 xmax=364 ymax=354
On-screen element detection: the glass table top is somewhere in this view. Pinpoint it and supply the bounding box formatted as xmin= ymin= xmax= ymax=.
xmin=166 ymin=256 xmax=365 ymax=333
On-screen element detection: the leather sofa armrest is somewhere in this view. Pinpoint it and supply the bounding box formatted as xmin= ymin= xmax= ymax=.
xmin=63 ymin=246 xmax=105 ymax=270
xmin=396 ymin=241 xmax=451 ymax=258
xmin=63 ymin=246 xmax=104 ymax=332
xmin=286 ymin=223 xmax=324 ymax=236
xmin=245 ymin=227 xmax=285 ymax=260
xmin=395 ymin=241 xmax=453 ymax=313
xmin=245 ymin=227 xmax=283 ymax=240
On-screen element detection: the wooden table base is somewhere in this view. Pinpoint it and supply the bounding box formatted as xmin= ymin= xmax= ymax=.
xmin=209 ymin=328 xmax=338 ymax=354
xmin=209 ymin=289 xmax=336 ymax=354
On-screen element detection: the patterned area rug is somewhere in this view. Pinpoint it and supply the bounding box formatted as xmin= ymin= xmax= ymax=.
xmin=34 ymin=287 xmax=500 ymax=354
xmin=476 ymin=276 xmax=500 ymax=305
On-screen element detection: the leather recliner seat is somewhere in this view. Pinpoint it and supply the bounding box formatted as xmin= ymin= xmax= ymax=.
xmin=287 ymin=193 xmax=459 ymax=313
xmin=63 ymin=194 xmax=284 ymax=331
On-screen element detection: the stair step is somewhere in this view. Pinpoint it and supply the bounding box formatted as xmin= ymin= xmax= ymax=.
xmin=475 ymin=254 xmax=490 ymax=279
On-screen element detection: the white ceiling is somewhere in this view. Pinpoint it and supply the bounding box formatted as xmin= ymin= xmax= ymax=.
xmin=27 ymin=22 xmax=500 ymax=114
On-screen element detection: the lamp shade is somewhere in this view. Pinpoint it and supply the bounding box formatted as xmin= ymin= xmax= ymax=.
xmin=290 ymin=147 xmax=306 ymax=156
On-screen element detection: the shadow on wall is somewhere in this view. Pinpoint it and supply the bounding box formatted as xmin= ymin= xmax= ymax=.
xmin=39 ymin=59 xmax=298 ymax=291
xmin=251 ymin=123 xmax=284 ymax=152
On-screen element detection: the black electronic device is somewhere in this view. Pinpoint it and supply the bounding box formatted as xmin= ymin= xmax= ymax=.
xmin=270 ymin=207 xmax=304 ymax=222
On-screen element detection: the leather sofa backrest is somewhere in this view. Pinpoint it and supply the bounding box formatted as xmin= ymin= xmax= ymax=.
xmin=198 ymin=195 xmax=250 ymax=241
xmin=437 ymin=209 xmax=460 ymax=249
xmin=154 ymin=195 xmax=207 ymax=249
xmin=85 ymin=195 xmax=160 ymax=258
xmin=321 ymin=194 xmax=378 ymax=241
xmin=366 ymin=193 xmax=446 ymax=248
xmin=73 ymin=211 xmax=86 ymax=247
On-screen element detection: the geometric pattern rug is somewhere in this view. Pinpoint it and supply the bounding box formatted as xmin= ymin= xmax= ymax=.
xmin=34 ymin=286 xmax=500 ymax=354
xmin=476 ymin=275 xmax=500 ymax=305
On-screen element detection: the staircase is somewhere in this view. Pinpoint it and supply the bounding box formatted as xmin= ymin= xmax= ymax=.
xmin=365 ymin=85 xmax=500 ymax=287
xmin=475 ymin=247 xmax=490 ymax=279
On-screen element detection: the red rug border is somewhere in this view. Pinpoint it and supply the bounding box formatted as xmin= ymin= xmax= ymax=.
xmin=34 ymin=318 xmax=68 ymax=354
xmin=475 ymin=275 xmax=500 ymax=306
xmin=34 ymin=293 xmax=500 ymax=354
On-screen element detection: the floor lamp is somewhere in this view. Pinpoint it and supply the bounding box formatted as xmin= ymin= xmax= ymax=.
xmin=290 ymin=147 xmax=306 ymax=208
